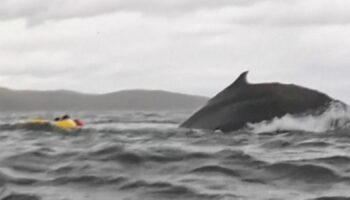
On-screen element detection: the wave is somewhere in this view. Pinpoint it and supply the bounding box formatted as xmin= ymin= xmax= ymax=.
xmin=2 ymin=150 xmax=78 ymax=174
xmin=313 ymin=156 xmax=350 ymax=165
xmin=49 ymin=175 xmax=127 ymax=186
xmin=261 ymin=162 xmax=344 ymax=183
xmin=190 ymin=165 xmax=240 ymax=177
xmin=1 ymin=193 xmax=41 ymax=200
xmin=91 ymin=119 xmax=179 ymax=125
xmin=293 ymin=141 xmax=332 ymax=148
xmin=217 ymin=149 xmax=266 ymax=167
xmin=119 ymin=180 xmax=181 ymax=190
xmin=293 ymin=155 xmax=350 ymax=176
xmin=86 ymin=144 xmax=212 ymax=164
xmin=0 ymin=169 xmax=38 ymax=186
xmin=88 ymin=111 xmax=185 ymax=125
xmin=119 ymin=179 xmax=222 ymax=200
xmin=309 ymin=197 xmax=350 ymax=200
xmin=247 ymin=101 xmax=350 ymax=133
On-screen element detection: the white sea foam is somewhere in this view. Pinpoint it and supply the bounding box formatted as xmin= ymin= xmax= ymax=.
xmin=247 ymin=101 xmax=350 ymax=133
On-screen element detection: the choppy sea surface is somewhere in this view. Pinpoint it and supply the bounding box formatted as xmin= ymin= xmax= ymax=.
xmin=1 ymin=105 xmax=350 ymax=200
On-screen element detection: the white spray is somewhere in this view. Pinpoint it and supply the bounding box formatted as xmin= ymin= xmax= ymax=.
xmin=247 ymin=101 xmax=350 ymax=133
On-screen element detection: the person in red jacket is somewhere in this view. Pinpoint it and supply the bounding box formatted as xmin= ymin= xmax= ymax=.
xmin=74 ymin=119 xmax=84 ymax=127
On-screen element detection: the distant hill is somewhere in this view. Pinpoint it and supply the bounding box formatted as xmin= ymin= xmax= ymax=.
xmin=0 ymin=87 xmax=208 ymax=111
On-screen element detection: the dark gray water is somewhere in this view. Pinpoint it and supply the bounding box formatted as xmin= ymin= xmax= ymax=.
xmin=0 ymin=108 xmax=350 ymax=200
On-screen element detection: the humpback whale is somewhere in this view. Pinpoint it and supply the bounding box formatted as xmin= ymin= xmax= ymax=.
xmin=181 ymin=71 xmax=335 ymax=132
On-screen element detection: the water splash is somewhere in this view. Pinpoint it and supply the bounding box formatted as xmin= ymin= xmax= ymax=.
xmin=247 ymin=101 xmax=350 ymax=133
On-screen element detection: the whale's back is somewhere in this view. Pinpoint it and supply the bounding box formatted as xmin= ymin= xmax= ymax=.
xmin=181 ymin=72 xmax=333 ymax=132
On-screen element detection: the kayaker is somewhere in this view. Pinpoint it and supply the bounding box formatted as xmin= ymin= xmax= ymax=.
xmin=51 ymin=114 xmax=84 ymax=129
xmin=74 ymin=119 xmax=84 ymax=127
xmin=61 ymin=115 xmax=71 ymax=120
xmin=54 ymin=114 xmax=77 ymax=129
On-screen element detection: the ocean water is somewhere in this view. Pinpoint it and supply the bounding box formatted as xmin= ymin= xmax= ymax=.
xmin=1 ymin=105 xmax=350 ymax=200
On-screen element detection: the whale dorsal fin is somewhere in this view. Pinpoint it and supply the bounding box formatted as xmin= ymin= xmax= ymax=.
xmin=206 ymin=71 xmax=250 ymax=105
xmin=232 ymin=71 xmax=249 ymax=86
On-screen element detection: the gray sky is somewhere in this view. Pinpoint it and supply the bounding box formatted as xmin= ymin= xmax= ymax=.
xmin=1 ymin=0 xmax=350 ymax=102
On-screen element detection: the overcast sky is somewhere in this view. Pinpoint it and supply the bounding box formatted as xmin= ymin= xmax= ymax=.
xmin=1 ymin=0 xmax=350 ymax=102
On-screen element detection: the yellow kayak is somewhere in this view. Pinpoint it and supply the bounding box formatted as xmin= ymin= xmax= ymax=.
xmin=27 ymin=118 xmax=80 ymax=130
xmin=29 ymin=118 xmax=49 ymax=125
xmin=53 ymin=119 xmax=78 ymax=130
